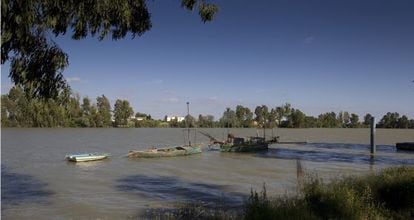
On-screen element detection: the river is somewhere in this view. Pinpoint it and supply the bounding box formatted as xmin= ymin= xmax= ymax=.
xmin=2 ymin=128 xmax=414 ymax=219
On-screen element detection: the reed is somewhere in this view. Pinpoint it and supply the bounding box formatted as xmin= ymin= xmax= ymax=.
xmin=153 ymin=166 xmax=414 ymax=219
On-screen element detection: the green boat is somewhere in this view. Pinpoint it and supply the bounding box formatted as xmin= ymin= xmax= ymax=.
xmin=199 ymin=132 xmax=269 ymax=153
xmin=128 ymin=145 xmax=202 ymax=158
xmin=220 ymin=136 xmax=268 ymax=152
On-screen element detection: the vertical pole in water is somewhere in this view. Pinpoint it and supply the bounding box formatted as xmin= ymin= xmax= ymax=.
xmin=370 ymin=117 xmax=376 ymax=154
xmin=186 ymin=102 xmax=191 ymax=146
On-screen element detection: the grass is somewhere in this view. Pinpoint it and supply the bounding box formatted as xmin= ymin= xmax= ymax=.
xmin=150 ymin=166 xmax=414 ymax=219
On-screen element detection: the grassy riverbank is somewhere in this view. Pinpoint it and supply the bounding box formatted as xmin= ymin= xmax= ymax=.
xmin=153 ymin=166 xmax=414 ymax=219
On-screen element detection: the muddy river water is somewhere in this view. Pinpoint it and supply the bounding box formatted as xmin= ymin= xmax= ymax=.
xmin=2 ymin=128 xmax=414 ymax=219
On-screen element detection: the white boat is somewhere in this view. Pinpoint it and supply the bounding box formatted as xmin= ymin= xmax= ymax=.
xmin=65 ymin=153 xmax=110 ymax=162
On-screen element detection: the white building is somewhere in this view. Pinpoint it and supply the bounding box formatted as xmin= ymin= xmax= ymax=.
xmin=135 ymin=117 xmax=146 ymax=121
xmin=165 ymin=116 xmax=185 ymax=122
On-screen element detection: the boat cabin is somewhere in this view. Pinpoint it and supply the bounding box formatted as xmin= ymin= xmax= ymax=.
xmin=229 ymin=136 xmax=266 ymax=144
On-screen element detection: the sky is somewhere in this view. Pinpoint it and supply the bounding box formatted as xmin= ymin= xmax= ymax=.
xmin=1 ymin=0 xmax=414 ymax=120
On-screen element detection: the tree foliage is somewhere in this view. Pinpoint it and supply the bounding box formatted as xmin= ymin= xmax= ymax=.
xmin=198 ymin=114 xmax=215 ymax=128
xmin=287 ymin=109 xmax=306 ymax=128
xmin=377 ymin=112 xmax=412 ymax=129
xmin=255 ymin=105 xmax=269 ymax=128
xmin=2 ymin=86 xmax=72 ymax=127
xmin=349 ymin=113 xmax=359 ymax=128
xmin=1 ymin=0 xmax=218 ymax=98
xmin=363 ymin=113 xmax=373 ymax=126
xmin=267 ymin=103 xmax=291 ymax=128
xmin=317 ymin=112 xmax=340 ymax=128
xmin=2 ymin=88 xmax=413 ymax=129
xmin=235 ymin=105 xmax=253 ymax=128
xmin=96 ymin=95 xmax=112 ymax=127
xmin=113 ymin=99 xmax=133 ymax=127
xmin=220 ymin=107 xmax=237 ymax=128
xmin=184 ymin=114 xmax=196 ymax=128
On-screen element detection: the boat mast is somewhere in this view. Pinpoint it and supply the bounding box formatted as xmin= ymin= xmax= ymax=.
xmin=187 ymin=102 xmax=191 ymax=146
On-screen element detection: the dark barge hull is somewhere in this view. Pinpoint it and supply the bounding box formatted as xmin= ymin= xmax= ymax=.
xmin=396 ymin=142 xmax=414 ymax=151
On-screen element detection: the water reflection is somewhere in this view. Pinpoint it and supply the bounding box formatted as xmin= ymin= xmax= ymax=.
xmin=66 ymin=159 xmax=110 ymax=170
xmin=258 ymin=144 xmax=414 ymax=165
xmin=304 ymin=143 xmax=399 ymax=153
xmin=1 ymin=165 xmax=53 ymax=208
xmin=116 ymin=175 xmax=245 ymax=208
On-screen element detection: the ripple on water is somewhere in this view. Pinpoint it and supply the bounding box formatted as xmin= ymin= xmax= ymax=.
xmin=258 ymin=143 xmax=414 ymax=165
xmin=115 ymin=175 xmax=245 ymax=209
xmin=305 ymin=142 xmax=414 ymax=154
xmin=1 ymin=165 xmax=53 ymax=209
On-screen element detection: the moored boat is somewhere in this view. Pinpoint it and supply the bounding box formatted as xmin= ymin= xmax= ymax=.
xmin=66 ymin=153 xmax=110 ymax=162
xmin=220 ymin=135 xmax=269 ymax=152
xmin=199 ymin=132 xmax=269 ymax=152
xmin=128 ymin=102 xmax=203 ymax=158
xmin=128 ymin=145 xmax=202 ymax=158
xmin=396 ymin=142 xmax=414 ymax=151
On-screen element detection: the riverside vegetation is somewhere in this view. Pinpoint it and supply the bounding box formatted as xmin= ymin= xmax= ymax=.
xmin=2 ymin=86 xmax=414 ymax=129
xmin=154 ymin=166 xmax=414 ymax=220
xmin=1 ymin=86 xmax=414 ymax=128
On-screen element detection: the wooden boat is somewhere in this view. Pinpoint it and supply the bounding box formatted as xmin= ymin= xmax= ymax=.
xmin=199 ymin=132 xmax=268 ymax=152
xmin=200 ymin=130 xmax=307 ymax=152
xmin=396 ymin=142 xmax=414 ymax=151
xmin=128 ymin=145 xmax=202 ymax=158
xmin=128 ymin=102 xmax=202 ymax=158
xmin=267 ymin=136 xmax=308 ymax=145
xmin=65 ymin=153 xmax=110 ymax=162
xmin=220 ymin=135 xmax=268 ymax=152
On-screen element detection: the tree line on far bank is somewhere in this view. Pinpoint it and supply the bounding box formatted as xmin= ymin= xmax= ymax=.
xmin=1 ymin=86 xmax=413 ymax=129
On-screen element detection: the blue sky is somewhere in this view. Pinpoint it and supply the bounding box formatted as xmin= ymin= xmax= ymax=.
xmin=2 ymin=0 xmax=414 ymax=119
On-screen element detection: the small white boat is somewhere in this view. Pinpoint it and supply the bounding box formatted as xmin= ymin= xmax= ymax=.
xmin=65 ymin=153 xmax=110 ymax=162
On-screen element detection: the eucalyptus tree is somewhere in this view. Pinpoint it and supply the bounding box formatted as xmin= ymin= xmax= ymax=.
xmin=44 ymin=98 xmax=68 ymax=127
xmin=337 ymin=111 xmax=351 ymax=127
xmin=3 ymin=86 xmax=33 ymax=126
xmin=113 ymin=99 xmax=134 ymax=127
xmin=254 ymin=105 xmax=269 ymax=128
xmin=66 ymin=94 xmax=82 ymax=127
xmin=318 ymin=112 xmax=340 ymax=128
xmin=1 ymin=0 xmax=218 ymax=98
xmin=270 ymin=103 xmax=292 ymax=127
xmin=96 ymin=95 xmax=111 ymax=127
xmin=350 ymin=113 xmax=359 ymax=128
xmin=80 ymin=97 xmax=93 ymax=127
xmin=235 ymin=105 xmax=253 ymax=127
xmin=1 ymin=86 xmax=70 ymax=127
xmin=268 ymin=108 xmax=278 ymax=128
xmin=288 ymin=109 xmax=306 ymax=128
xmin=378 ymin=112 xmax=400 ymax=128
xmin=184 ymin=114 xmax=196 ymax=128
xmin=198 ymin=114 xmax=214 ymax=128
xmin=220 ymin=107 xmax=238 ymax=128
xmin=377 ymin=112 xmax=413 ymax=129
xmin=343 ymin=111 xmax=351 ymax=127
xmin=305 ymin=116 xmax=318 ymax=128
xmin=397 ymin=115 xmax=410 ymax=129
xmin=1 ymin=95 xmax=10 ymax=126
xmin=363 ymin=113 xmax=373 ymax=127
xmin=206 ymin=115 xmax=215 ymax=127
xmin=409 ymin=119 xmax=414 ymax=129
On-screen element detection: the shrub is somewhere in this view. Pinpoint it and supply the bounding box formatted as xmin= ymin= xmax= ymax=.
xmin=151 ymin=166 xmax=414 ymax=220
xmin=244 ymin=184 xmax=317 ymax=220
